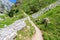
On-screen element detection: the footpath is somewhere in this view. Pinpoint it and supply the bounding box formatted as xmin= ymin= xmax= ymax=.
xmin=0 ymin=0 xmax=60 ymax=40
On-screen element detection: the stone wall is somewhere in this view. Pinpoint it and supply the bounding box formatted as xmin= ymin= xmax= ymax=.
xmin=0 ymin=18 xmax=27 ymax=40
xmin=0 ymin=0 xmax=4 ymax=13
xmin=32 ymin=1 xmax=60 ymax=18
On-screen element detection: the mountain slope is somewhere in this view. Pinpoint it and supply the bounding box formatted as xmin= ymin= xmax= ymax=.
xmin=33 ymin=5 xmax=60 ymax=40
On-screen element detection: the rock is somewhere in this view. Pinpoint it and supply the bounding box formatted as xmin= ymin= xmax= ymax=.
xmin=4 ymin=24 xmax=7 ymax=27
xmin=0 ymin=18 xmax=4 ymax=20
xmin=44 ymin=18 xmax=50 ymax=23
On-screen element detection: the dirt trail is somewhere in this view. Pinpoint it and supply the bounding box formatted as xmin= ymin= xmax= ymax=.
xmin=21 ymin=10 xmax=43 ymax=40
xmin=31 ymin=25 xmax=43 ymax=40
xmin=27 ymin=16 xmax=43 ymax=40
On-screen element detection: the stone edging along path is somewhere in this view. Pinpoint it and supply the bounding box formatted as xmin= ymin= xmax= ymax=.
xmin=32 ymin=1 xmax=60 ymax=18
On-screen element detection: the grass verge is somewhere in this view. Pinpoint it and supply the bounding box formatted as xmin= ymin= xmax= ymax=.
xmin=32 ymin=5 xmax=60 ymax=40
xmin=15 ymin=20 xmax=35 ymax=40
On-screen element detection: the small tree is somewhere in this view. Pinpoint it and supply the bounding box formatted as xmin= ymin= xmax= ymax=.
xmin=41 ymin=18 xmax=50 ymax=28
xmin=8 ymin=9 xmax=15 ymax=17
xmin=8 ymin=3 xmax=20 ymax=17
xmin=8 ymin=5 xmax=16 ymax=17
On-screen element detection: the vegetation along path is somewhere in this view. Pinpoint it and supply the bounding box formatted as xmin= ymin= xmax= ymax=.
xmin=22 ymin=10 xmax=43 ymax=40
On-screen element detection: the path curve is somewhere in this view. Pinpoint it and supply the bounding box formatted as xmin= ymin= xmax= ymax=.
xmin=28 ymin=17 xmax=43 ymax=40
xmin=22 ymin=11 xmax=43 ymax=40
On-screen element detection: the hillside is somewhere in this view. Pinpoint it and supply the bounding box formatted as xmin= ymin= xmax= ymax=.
xmin=0 ymin=0 xmax=60 ymax=40
xmin=32 ymin=5 xmax=60 ymax=40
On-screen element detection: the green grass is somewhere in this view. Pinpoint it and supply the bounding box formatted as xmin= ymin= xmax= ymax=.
xmin=15 ymin=20 xmax=35 ymax=40
xmin=0 ymin=9 xmax=25 ymax=28
xmin=20 ymin=0 xmax=57 ymax=15
xmin=32 ymin=5 xmax=60 ymax=40
xmin=0 ymin=14 xmax=7 ymax=18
